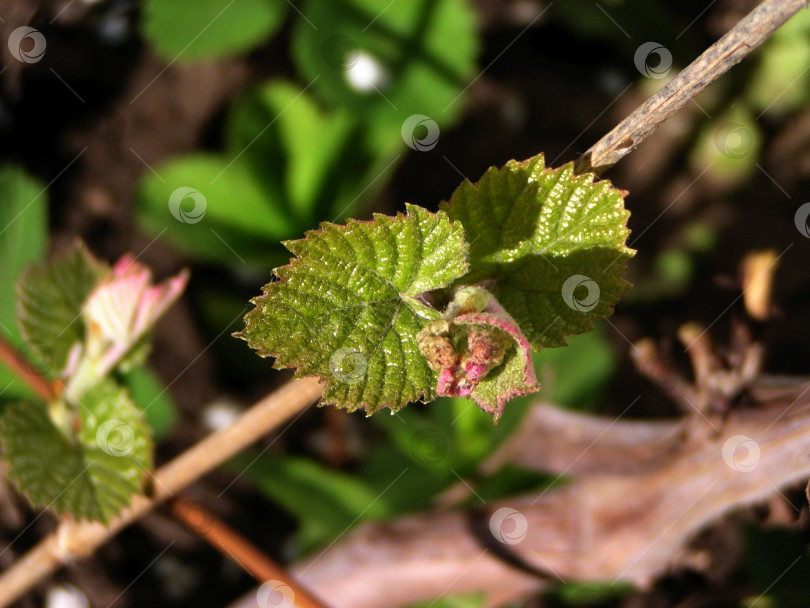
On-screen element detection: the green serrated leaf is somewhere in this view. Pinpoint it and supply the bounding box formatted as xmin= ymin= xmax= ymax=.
xmin=0 ymin=165 xmax=47 ymax=400
xmin=1 ymin=380 xmax=152 ymax=522
xmin=142 ymin=0 xmax=287 ymax=62
xmin=238 ymin=204 xmax=468 ymax=414
xmin=16 ymin=242 xmax=108 ymax=374
xmin=441 ymin=155 xmax=634 ymax=349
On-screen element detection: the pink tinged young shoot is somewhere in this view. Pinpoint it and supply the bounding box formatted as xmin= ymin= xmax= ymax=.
xmin=417 ymin=285 xmax=539 ymax=419
xmin=83 ymin=254 xmax=189 ymax=375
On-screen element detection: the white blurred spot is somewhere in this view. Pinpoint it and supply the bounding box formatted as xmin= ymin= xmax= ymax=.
xmin=345 ymin=51 xmax=388 ymax=93
xmin=202 ymin=400 xmax=242 ymax=432
xmin=46 ymin=585 xmax=89 ymax=608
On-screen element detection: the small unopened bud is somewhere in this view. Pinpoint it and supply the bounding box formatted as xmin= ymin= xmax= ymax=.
xmin=417 ymin=320 xmax=458 ymax=371
xmin=466 ymin=326 xmax=509 ymax=366
xmin=437 ymin=368 xmax=456 ymax=395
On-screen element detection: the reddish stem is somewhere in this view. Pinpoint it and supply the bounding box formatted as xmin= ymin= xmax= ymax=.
xmin=0 ymin=334 xmax=56 ymax=402
xmin=170 ymin=496 xmax=331 ymax=608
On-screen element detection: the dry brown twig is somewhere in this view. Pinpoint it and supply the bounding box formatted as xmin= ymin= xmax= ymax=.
xmin=170 ymin=497 xmax=330 ymax=608
xmin=574 ymin=0 xmax=809 ymax=175
xmin=277 ymin=375 xmax=810 ymax=608
xmin=1 ymin=0 xmax=808 ymax=606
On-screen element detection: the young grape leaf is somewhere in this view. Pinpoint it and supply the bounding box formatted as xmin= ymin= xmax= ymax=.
xmin=16 ymin=242 xmax=109 ymax=374
xmin=142 ymin=0 xmax=287 ymax=62
xmin=0 ymin=380 xmax=152 ymax=522
xmin=237 ymin=204 xmax=468 ymax=414
xmin=441 ymin=154 xmax=634 ymax=349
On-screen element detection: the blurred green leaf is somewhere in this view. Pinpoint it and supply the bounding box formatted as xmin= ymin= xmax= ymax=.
xmin=226 ymin=80 xmax=399 ymax=222
xmin=16 ymin=242 xmax=108 ymax=375
xmin=291 ymin=0 xmax=479 ymax=147
xmin=142 ymin=0 xmax=287 ymax=62
xmin=534 ymin=325 xmax=615 ymax=410
xmin=683 ymin=221 xmax=717 ymax=253
xmin=238 ymin=452 xmax=393 ymax=552
xmin=654 ymin=248 xmax=693 ymax=285
xmin=0 ymin=166 xmax=47 ymax=401
xmin=137 ymin=153 xmax=297 ymax=265
xmin=404 ymin=594 xmax=485 ymax=608
xmin=136 ymin=81 xmax=404 ymax=265
xmin=1 ymin=380 xmax=152 ymax=522
xmin=690 ymin=106 xmax=762 ymax=182
xmin=473 ymin=463 xmax=553 ymax=503
xmin=121 ymin=367 xmax=178 ymax=440
xmin=747 ymin=9 xmax=810 ymax=117
xmin=551 ymin=581 xmax=634 ymax=606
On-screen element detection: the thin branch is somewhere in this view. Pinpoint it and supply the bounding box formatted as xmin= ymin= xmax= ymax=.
xmin=170 ymin=497 xmax=330 ymax=608
xmin=0 ymin=334 xmax=55 ymax=402
xmin=0 ymin=377 xmax=324 ymax=608
xmin=574 ymin=0 xmax=809 ymax=175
